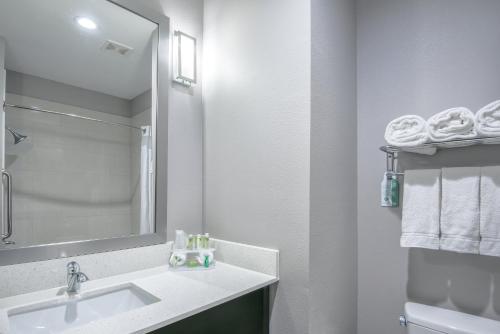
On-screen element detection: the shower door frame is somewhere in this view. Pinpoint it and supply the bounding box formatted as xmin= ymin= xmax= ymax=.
xmin=0 ymin=1 xmax=169 ymax=265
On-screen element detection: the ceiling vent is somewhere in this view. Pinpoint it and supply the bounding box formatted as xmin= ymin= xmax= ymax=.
xmin=101 ymin=40 xmax=134 ymax=56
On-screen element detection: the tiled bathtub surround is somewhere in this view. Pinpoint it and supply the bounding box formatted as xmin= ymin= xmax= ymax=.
xmin=5 ymin=93 xmax=149 ymax=245
xmin=0 ymin=239 xmax=279 ymax=299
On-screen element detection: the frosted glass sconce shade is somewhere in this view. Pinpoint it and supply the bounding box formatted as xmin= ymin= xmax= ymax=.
xmin=174 ymin=31 xmax=197 ymax=86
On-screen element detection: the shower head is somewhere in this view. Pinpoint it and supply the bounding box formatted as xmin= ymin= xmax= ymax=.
xmin=7 ymin=127 xmax=28 ymax=145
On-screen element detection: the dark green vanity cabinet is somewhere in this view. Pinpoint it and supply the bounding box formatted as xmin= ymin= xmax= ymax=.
xmin=150 ymin=288 xmax=269 ymax=334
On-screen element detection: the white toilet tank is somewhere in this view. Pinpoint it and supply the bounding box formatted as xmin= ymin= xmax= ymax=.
xmin=404 ymin=302 xmax=500 ymax=334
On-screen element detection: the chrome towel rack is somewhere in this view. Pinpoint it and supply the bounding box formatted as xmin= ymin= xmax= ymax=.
xmin=381 ymin=147 xmax=404 ymax=177
xmin=380 ymin=135 xmax=500 ymax=176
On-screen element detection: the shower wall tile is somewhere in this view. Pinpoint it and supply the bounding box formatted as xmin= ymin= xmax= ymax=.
xmin=5 ymin=93 xmax=140 ymax=245
xmin=10 ymin=217 xmax=34 ymax=247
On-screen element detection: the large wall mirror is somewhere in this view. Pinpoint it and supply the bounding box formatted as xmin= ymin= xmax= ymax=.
xmin=0 ymin=0 xmax=169 ymax=265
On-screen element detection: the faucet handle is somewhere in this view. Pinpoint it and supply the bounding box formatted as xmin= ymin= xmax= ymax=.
xmin=67 ymin=261 xmax=80 ymax=274
xmin=77 ymin=272 xmax=89 ymax=283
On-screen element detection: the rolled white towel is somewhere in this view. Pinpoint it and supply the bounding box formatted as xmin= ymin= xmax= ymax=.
xmin=384 ymin=115 xmax=429 ymax=147
xmin=427 ymin=107 xmax=477 ymax=142
xmin=475 ymin=100 xmax=500 ymax=137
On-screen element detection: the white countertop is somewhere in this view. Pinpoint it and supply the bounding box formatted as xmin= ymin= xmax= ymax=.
xmin=0 ymin=262 xmax=278 ymax=334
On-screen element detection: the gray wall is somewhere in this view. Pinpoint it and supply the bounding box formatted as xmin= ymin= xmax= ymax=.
xmin=357 ymin=1 xmax=500 ymax=333
xmin=203 ymin=0 xmax=311 ymax=333
xmin=310 ymin=0 xmax=357 ymax=333
xmin=6 ymin=70 xmax=152 ymax=117
xmin=117 ymin=0 xmax=204 ymax=240
xmin=6 ymin=70 xmax=133 ymax=118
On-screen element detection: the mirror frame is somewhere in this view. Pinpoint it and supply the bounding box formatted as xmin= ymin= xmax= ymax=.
xmin=0 ymin=1 xmax=169 ymax=266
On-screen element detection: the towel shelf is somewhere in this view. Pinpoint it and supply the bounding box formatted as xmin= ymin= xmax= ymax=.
xmin=380 ymin=135 xmax=500 ymax=156
xmin=380 ymin=136 xmax=500 ymax=179
xmin=380 ymin=136 xmax=500 ymax=209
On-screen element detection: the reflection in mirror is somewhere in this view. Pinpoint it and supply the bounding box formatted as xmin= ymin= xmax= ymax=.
xmin=0 ymin=0 xmax=158 ymax=247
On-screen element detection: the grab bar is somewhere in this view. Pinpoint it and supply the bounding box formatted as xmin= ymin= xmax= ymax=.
xmin=1 ymin=169 xmax=14 ymax=244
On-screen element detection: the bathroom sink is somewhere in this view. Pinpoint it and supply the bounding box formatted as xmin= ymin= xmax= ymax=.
xmin=7 ymin=283 xmax=160 ymax=334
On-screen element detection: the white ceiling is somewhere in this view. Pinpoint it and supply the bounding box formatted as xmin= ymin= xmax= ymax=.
xmin=0 ymin=0 xmax=157 ymax=99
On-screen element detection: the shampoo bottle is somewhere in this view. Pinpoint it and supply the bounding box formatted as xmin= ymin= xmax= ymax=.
xmin=380 ymin=172 xmax=392 ymax=207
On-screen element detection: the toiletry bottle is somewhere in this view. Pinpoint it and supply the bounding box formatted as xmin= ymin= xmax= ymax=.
xmin=380 ymin=172 xmax=392 ymax=207
xmin=187 ymin=234 xmax=194 ymax=250
xmin=204 ymin=233 xmax=210 ymax=249
xmin=204 ymin=255 xmax=210 ymax=268
xmin=174 ymin=230 xmax=187 ymax=249
xmin=193 ymin=234 xmax=198 ymax=249
xmin=200 ymin=234 xmax=207 ymax=249
xmin=390 ymin=174 xmax=399 ymax=207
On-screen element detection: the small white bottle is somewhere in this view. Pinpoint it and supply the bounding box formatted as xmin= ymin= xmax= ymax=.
xmin=380 ymin=172 xmax=392 ymax=207
xmin=204 ymin=233 xmax=210 ymax=249
xmin=174 ymin=230 xmax=187 ymax=249
xmin=196 ymin=234 xmax=202 ymax=249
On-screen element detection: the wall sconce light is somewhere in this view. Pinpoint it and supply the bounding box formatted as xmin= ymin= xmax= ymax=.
xmin=173 ymin=30 xmax=197 ymax=87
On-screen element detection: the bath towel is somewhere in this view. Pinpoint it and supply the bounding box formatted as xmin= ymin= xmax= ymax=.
xmin=385 ymin=115 xmax=429 ymax=147
xmin=427 ymin=107 xmax=477 ymax=142
xmin=440 ymin=167 xmax=480 ymax=254
xmin=475 ymin=100 xmax=500 ymax=137
xmin=401 ymin=169 xmax=441 ymax=250
xmin=480 ymin=166 xmax=500 ymax=257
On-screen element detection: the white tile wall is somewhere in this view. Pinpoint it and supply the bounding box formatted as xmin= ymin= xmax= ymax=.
xmin=5 ymin=94 xmax=150 ymax=246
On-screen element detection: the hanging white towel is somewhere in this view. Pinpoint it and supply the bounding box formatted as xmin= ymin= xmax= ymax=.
xmin=440 ymin=167 xmax=480 ymax=254
xmin=427 ymin=107 xmax=477 ymax=142
xmin=479 ymin=166 xmax=500 ymax=257
xmin=475 ymin=100 xmax=500 ymax=137
xmin=400 ymin=169 xmax=441 ymax=250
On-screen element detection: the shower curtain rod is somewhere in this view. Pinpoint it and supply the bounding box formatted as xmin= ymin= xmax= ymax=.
xmin=3 ymin=103 xmax=144 ymax=132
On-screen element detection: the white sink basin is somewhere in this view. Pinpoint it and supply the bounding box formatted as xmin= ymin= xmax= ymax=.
xmin=7 ymin=283 xmax=160 ymax=334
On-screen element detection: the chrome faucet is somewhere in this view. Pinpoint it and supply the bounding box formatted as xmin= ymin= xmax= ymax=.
xmin=66 ymin=261 xmax=89 ymax=294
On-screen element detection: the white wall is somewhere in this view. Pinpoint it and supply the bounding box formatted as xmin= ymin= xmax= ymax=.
xmin=203 ymin=0 xmax=311 ymax=333
xmin=310 ymin=0 xmax=357 ymax=333
xmin=357 ymin=0 xmax=500 ymax=333
xmin=117 ymin=0 xmax=205 ymax=239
